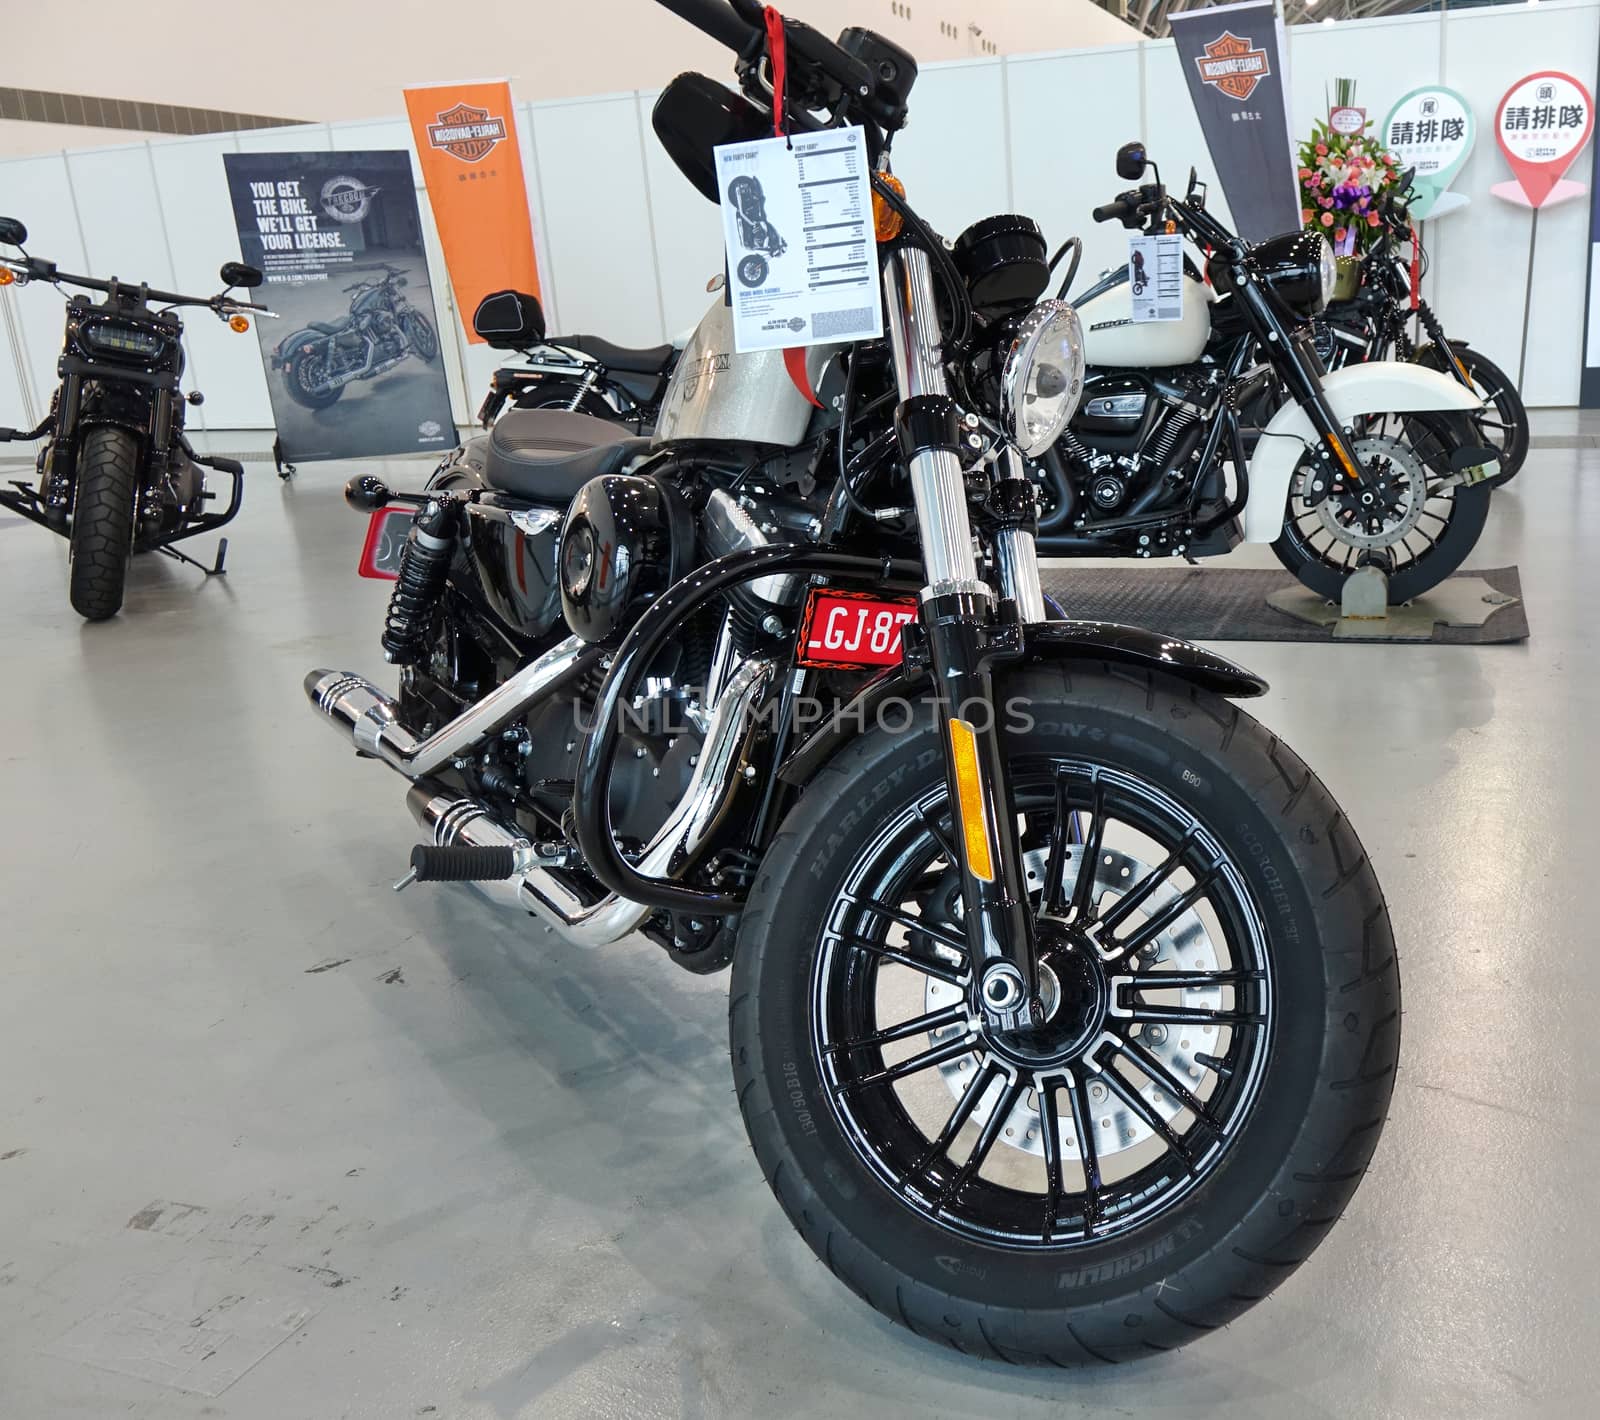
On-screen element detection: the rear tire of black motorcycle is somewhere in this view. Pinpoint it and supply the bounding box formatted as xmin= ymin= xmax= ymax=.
xmin=68 ymin=425 xmax=138 ymax=622
xmin=513 ymin=383 xmax=616 ymax=420
xmin=729 ymin=665 xmax=1400 ymax=1364
xmin=1271 ymin=473 xmax=1492 ymax=604
xmin=1417 ymin=346 xmax=1529 ymax=487
xmin=283 ymin=348 xmax=343 ymax=409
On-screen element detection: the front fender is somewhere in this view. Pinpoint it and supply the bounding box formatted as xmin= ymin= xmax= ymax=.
xmin=777 ymin=619 xmax=1267 ymax=787
xmin=1241 ymin=360 xmax=1486 ymax=544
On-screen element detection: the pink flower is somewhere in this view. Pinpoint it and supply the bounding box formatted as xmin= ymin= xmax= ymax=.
xmin=1320 ymin=197 xmax=1334 ymax=209
xmin=1302 ymin=207 xmax=1314 ymax=223
xmin=1334 ymin=227 xmax=1347 ymax=241
xmin=1320 ymin=212 xmax=1334 ymax=227
xmin=1316 ymin=143 xmax=1329 ymax=156
xmin=1367 ymin=211 xmax=1382 ymax=226
xmin=1298 ymin=166 xmax=1313 ymax=179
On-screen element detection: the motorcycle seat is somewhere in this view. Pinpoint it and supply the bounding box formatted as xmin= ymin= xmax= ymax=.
xmin=483 ymin=409 xmax=649 ymax=501
xmin=558 ymin=334 xmax=675 ymax=375
xmin=309 ymin=318 xmax=350 ymax=336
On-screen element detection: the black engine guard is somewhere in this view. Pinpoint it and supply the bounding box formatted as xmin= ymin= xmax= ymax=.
xmin=776 ymin=618 xmax=1267 ymax=787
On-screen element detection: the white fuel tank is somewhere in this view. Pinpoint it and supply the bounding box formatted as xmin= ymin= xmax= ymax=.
xmin=653 ymin=297 xmax=840 ymax=447
xmin=1076 ymin=268 xmax=1211 ymax=369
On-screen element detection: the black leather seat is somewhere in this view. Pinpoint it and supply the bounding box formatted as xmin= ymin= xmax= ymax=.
xmin=482 ymin=409 xmax=649 ymax=502
xmin=309 ymin=318 xmax=350 ymax=335
xmin=559 ymin=334 xmax=675 ymax=374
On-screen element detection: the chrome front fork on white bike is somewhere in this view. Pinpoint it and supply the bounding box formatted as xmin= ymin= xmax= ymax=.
xmin=882 ymin=245 xmax=1046 ymax=1032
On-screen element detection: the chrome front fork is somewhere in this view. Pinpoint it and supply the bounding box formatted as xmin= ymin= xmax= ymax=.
xmin=882 ymin=246 xmax=1044 ymax=1032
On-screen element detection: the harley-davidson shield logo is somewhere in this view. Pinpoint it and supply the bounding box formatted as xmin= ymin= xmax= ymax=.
xmin=426 ymin=103 xmax=507 ymax=163
xmin=1195 ymin=32 xmax=1271 ymax=103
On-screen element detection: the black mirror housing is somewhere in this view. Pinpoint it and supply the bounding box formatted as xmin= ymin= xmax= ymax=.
xmin=221 ymin=261 xmax=263 ymax=289
xmin=1115 ymin=142 xmax=1147 ymax=182
xmin=0 ymin=217 xmax=28 ymax=246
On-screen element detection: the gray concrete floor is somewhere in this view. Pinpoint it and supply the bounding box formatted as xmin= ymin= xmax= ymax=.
xmin=1 ymin=420 xmax=1597 ymax=1419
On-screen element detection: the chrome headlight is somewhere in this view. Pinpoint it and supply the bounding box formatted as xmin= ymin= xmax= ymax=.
xmin=1000 ymin=299 xmax=1085 ymax=457
xmin=1318 ymin=235 xmax=1337 ymax=307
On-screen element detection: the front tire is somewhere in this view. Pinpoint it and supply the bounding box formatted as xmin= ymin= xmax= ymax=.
xmin=68 ymin=426 xmax=140 ymax=621
xmin=730 ymin=666 xmax=1398 ymax=1362
xmin=736 ymin=254 xmax=769 ymax=288
xmin=401 ymin=310 xmax=439 ymax=363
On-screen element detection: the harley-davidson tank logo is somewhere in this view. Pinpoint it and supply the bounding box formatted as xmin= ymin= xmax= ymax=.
xmin=1195 ymin=32 xmax=1270 ymax=103
xmin=426 ymin=103 xmax=507 ymax=162
xmin=679 ymin=351 xmax=731 ymax=400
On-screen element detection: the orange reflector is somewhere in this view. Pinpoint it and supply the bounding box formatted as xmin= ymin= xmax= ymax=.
xmin=229 ymin=314 xmax=250 ymax=333
xmin=1328 ymin=436 xmax=1359 ymax=483
xmin=948 ymin=717 xmax=994 ymax=882
xmin=0 ymin=267 xmax=13 ymax=286
xmin=873 ymin=172 xmax=905 ymax=243
xmin=1455 ymin=357 xmax=1477 ymax=391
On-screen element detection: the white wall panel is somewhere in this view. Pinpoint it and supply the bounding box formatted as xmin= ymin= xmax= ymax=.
xmin=1141 ymin=39 xmax=1238 ymax=250
xmin=635 ymin=90 xmax=725 ymax=346
xmin=0 ymin=151 xmax=86 ymax=424
xmin=1007 ymin=45 xmax=1144 ymax=296
xmin=530 ymin=94 xmax=661 ymax=348
xmin=147 ymin=134 xmax=271 ymax=431
xmin=892 ymin=59 xmax=1013 ymax=240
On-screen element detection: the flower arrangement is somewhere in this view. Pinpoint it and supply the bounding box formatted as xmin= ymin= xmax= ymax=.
xmin=1297 ymin=119 xmax=1402 ymax=257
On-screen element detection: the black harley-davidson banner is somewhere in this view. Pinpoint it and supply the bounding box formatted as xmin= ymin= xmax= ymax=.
xmin=1167 ymin=1 xmax=1299 ymax=245
xmin=222 ymin=150 xmax=454 ymax=462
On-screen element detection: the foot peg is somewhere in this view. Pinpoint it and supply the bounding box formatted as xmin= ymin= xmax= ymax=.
xmin=393 ymin=842 xmax=520 ymax=891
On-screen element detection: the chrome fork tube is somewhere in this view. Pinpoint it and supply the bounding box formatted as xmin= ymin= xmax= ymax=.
xmin=993 ymin=446 xmax=1048 ymax=623
xmin=883 ymin=247 xmax=988 ymax=600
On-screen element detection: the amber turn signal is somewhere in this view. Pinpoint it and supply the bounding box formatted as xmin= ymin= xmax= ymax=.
xmin=873 ymin=172 xmax=905 ymax=243
xmin=0 ymin=267 xmax=14 ymax=286
xmin=948 ymin=717 xmax=995 ymax=882
xmin=229 ymin=314 xmax=250 ymax=333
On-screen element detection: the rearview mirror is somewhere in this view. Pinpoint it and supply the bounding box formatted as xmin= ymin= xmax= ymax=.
xmin=1115 ymin=142 xmax=1148 ymax=182
xmin=220 ymin=261 xmax=263 ymax=289
xmin=0 ymin=217 xmax=28 ymax=246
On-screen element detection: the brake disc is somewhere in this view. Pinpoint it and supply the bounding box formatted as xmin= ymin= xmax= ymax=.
xmin=923 ymin=847 xmax=1223 ymax=1161
xmin=1315 ymin=434 xmax=1427 ymax=550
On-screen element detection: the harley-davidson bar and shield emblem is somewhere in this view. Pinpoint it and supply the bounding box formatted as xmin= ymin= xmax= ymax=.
xmin=425 ymin=103 xmax=508 ymax=162
xmin=1195 ymin=32 xmax=1271 ymax=103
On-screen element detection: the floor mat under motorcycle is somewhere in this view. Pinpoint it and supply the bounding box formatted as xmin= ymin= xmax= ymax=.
xmin=1038 ymin=565 xmax=1528 ymax=644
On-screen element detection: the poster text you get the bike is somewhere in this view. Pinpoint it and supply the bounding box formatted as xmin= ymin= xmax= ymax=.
xmin=222 ymin=150 xmax=455 ymax=463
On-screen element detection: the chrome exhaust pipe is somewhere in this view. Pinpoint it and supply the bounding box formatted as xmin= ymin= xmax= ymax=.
xmin=404 ymin=657 xmax=776 ymax=947
xmin=304 ymin=635 xmax=596 ymax=780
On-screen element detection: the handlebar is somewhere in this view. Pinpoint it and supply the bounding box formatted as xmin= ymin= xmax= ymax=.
xmin=653 ymin=0 xmax=760 ymax=53
xmin=1092 ymin=195 xmax=1138 ymax=225
xmin=1 ymin=254 xmax=273 ymax=316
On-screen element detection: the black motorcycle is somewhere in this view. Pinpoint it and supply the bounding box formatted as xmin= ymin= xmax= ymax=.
xmin=304 ymin=0 xmax=1398 ymax=1363
xmin=472 ymin=288 xmax=677 ymax=434
xmin=728 ymin=173 xmax=786 ymax=287
xmin=1307 ymin=178 xmax=1527 ymax=486
xmin=0 ymin=217 xmax=271 ymax=620
xmin=271 ymin=263 xmax=438 ymax=409
xmin=1031 ymin=149 xmax=1499 ymax=605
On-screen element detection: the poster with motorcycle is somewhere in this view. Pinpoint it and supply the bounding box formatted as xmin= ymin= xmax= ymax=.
xmin=221 ymin=150 xmax=454 ymax=463
xmin=1166 ymin=0 xmax=1299 ymax=244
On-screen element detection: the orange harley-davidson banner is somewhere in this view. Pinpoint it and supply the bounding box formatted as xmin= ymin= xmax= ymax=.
xmin=404 ymin=80 xmax=540 ymax=344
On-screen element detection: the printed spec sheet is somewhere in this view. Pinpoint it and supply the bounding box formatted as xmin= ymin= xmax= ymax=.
xmin=1128 ymin=233 xmax=1185 ymax=323
xmin=713 ymin=125 xmax=884 ymax=353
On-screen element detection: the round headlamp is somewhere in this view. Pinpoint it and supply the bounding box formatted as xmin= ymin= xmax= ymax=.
xmin=1000 ymin=299 xmax=1086 ymax=457
xmin=1318 ymin=235 xmax=1337 ymax=307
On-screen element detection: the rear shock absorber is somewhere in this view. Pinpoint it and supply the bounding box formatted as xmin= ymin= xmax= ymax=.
xmin=382 ymin=497 xmax=462 ymax=665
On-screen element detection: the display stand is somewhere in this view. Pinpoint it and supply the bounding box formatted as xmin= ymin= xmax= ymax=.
xmin=1265 ymin=572 xmax=1521 ymax=641
xmin=272 ymin=435 xmax=297 ymax=481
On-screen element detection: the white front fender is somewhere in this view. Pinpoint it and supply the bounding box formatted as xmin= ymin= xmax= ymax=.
xmin=1241 ymin=361 xmax=1488 ymax=544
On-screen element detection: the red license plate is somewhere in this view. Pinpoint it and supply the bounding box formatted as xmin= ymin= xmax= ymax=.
xmin=797 ymin=588 xmax=918 ymax=669
xmin=358 ymin=505 xmax=414 ymax=580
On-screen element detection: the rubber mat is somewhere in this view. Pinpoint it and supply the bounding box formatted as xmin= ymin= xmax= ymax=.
xmin=1039 ymin=565 xmax=1528 ymax=644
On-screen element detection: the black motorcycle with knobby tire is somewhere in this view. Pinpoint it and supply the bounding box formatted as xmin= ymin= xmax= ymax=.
xmin=305 ymin=0 xmax=1399 ymax=1362
xmin=0 ymin=218 xmax=272 ymax=620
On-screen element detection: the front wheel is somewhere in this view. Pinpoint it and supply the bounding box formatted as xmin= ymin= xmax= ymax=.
xmin=736 ymin=254 xmax=769 ymax=288
xmin=1272 ymin=410 xmax=1492 ymax=603
xmin=401 ymin=310 xmax=439 ymax=363
xmin=68 ymin=426 xmax=140 ymax=621
xmin=731 ymin=667 xmax=1398 ymax=1363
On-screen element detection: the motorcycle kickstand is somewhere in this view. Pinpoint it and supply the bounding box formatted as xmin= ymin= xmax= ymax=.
xmin=156 ymin=537 xmax=228 ymax=577
xmin=273 ymin=435 xmax=297 ymax=481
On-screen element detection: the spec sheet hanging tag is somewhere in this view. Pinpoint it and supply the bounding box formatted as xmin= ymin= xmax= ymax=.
xmin=1128 ymin=233 xmax=1184 ymax=322
xmin=713 ymin=125 xmax=883 ymax=354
